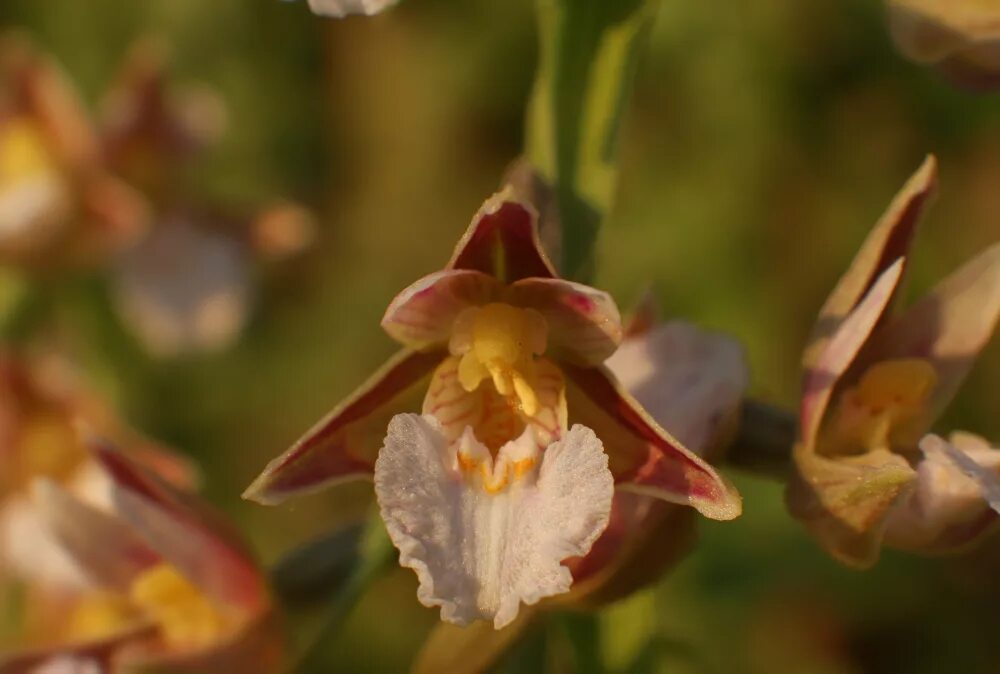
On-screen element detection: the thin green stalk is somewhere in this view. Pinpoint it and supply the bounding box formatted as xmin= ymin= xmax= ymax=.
xmin=526 ymin=0 xmax=656 ymax=281
xmin=291 ymin=515 xmax=396 ymax=673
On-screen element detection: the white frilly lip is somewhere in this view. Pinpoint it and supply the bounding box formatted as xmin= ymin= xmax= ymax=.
xmin=885 ymin=432 xmax=1000 ymax=549
xmin=306 ymin=0 xmax=400 ymax=18
xmin=374 ymin=414 xmax=613 ymax=629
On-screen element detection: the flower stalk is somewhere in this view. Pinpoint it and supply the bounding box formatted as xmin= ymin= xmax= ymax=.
xmin=526 ymin=0 xmax=656 ymax=281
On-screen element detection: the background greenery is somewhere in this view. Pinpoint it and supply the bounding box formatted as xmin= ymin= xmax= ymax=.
xmin=2 ymin=0 xmax=998 ymax=671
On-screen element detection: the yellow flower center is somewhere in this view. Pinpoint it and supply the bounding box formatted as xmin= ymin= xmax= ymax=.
xmin=128 ymin=563 xmax=234 ymax=650
xmin=0 ymin=118 xmax=55 ymax=188
xmin=834 ymin=358 xmax=937 ymax=451
xmin=455 ymin=428 xmax=539 ymax=494
xmin=450 ymin=303 xmax=548 ymax=418
xmin=65 ymin=563 xmax=234 ymax=650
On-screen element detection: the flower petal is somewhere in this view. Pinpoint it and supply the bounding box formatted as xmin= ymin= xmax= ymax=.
xmin=800 ymin=259 xmax=905 ymax=449
xmin=422 ymin=356 xmax=566 ymax=450
xmin=869 ymin=242 xmax=1000 ymax=421
xmin=32 ymin=478 xmax=157 ymax=592
xmin=382 ymin=270 xmax=502 ymax=350
xmin=562 ymin=363 xmax=742 ymax=521
xmin=306 ymin=0 xmax=400 ymax=18
xmin=374 ymin=415 xmax=612 ymax=629
xmin=805 ymin=156 xmax=936 ymax=369
xmin=883 ymin=432 xmax=1000 ymax=553
xmin=787 ymin=447 xmax=917 ymax=568
xmin=93 ymin=442 xmax=267 ymax=613
xmin=447 ymin=189 xmax=557 ymax=283
xmin=243 ymin=349 xmax=440 ymax=505
xmin=505 ymin=278 xmax=623 ymax=365
xmin=606 ymin=320 xmax=749 ymax=456
xmin=888 ymin=0 xmax=1000 ymax=90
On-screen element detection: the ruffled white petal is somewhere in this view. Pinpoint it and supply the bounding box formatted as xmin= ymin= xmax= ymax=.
xmin=306 ymin=0 xmax=399 ymax=18
xmin=885 ymin=432 xmax=1000 ymax=549
xmin=374 ymin=414 xmax=613 ymax=629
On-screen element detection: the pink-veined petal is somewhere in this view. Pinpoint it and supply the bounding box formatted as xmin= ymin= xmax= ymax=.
xmin=805 ymin=156 xmax=936 ymax=368
xmin=505 ymin=278 xmax=623 ymax=365
xmin=422 ymin=356 xmax=566 ymax=450
xmin=93 ymin=442 xmax=267 ymax=613
xmin=869 ymin=242 xmax=1000 ymax=421
xmin=382 ymin=270 xmax=502 ymax=350
xmin=562 ymin=363 xmax=742 ymax=521
xmin=447 ymin=189 xmax=557 ymax=283
xmin=243 ymin=349 xmax=441 ymax=505
xmin=374 ymin=415 xmax=612 ymax=629
xmin=606 ymin=320 xmax=749 ymax=456
xmin=32 ymin=478 xmax=157 ymax=592
xmin=800 ymin=259 xmax=905 ymax=449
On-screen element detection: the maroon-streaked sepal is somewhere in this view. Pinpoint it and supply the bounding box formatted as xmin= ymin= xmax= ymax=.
xmin=94 ymin=442 xmax=267 ymax=613
xmin=562 ymin=364 xmax=742 ymax=521
xmin=506 ymin=278 xmax=623 ymax=365
xmin=869 ymin=242 xmax=1000 ymax=422
xmin=447 ymin=189 xmax=557 ymax=283
xmin=382 ymin=270 xmax=502 ymax=350
xmin=33 ymin=478 xmax=158 ymax=592
xmin=799 ymin=259 xmax=905 ymax=448
xmin=805 ymin=156 xmax=936 ymax=368
xmin=243 ymin=349 xmax=441 ymax=505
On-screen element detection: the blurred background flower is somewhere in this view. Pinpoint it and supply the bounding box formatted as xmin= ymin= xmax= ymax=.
xmin=0 ymin=0 xmax=997 ymax=672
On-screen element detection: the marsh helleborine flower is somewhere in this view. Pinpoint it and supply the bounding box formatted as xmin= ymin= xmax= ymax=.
xmin=304 ymin=0 xmax=400 ymax=19
xmin=788 ymin=155 xmax=1000 ymax=568
xmin=0 ymin=351 xmax=193 ymax=592
xmin=0 ymin=442 xmax=281 ymax=674
xmin=246 ymin=189 xmax=741 ymax=628
xmin=0 ymin=37 xmax=146 ymax=268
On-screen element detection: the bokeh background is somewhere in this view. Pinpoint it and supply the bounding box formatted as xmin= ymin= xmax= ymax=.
xmin=1 ymin=0 xmax=998 ymax=671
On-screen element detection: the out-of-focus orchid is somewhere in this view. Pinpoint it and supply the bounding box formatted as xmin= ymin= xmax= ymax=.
xmin=0 ymin=36 xmax=146 ymax=268
xmin=304 ymin=0 xmax=400 ymax=19
xmin=93 ymin=42 xmax=312 ymax=358
xmin=0 ymin=441 xmax=281 ymax=674
xmin=246 ymin=190 xmax=741 ymax=628
xmin=0 ymin=351 xmax=193 ymax=592
xmin=788 ymin=155 xmax=1000 ymax=568
xmin=887 ymin=0 xmax=1000 ymax=90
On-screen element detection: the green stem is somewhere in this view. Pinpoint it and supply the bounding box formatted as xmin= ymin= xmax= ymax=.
xmin=725 ymin=400 xmax=797 ymax=480
xmin=526 ymin=0 xmax=656 ymax=281
xmin=291 ymin=515 xmax=396 ymax=673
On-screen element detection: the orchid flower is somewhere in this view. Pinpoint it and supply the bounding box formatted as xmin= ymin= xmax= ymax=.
xmin=0 ymin=441 xmax=281 ymax=674
xmin=887 ymin=0 xmax=1000 ymax=90
xmin=413 ymin=298 xmax=749 ymax=669
xmin=246 ymin=190 xmax=741 ymax=628
xmin=788 ymin=155 xmax=1000 ymax=568
xmin=0 ymin=37 xmax=146 ymax=268
xmin=94 ymin=41 xmax=311 ymax=358
xmin=0 ymin=351 xmax=194 ymax=594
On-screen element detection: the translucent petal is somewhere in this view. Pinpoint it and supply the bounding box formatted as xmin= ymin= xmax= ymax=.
xmin=374 ymin=415 xmax=613 ymax=629
xmin=306 ymin=0 xmax=399 ymax=18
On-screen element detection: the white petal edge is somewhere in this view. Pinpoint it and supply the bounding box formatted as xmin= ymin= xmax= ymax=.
xmin=374 ymin=414 xmax=613 ymax=629
xmin=920 ymin=433 xmax=1000 ymax=514
xmin=305 ymin=0 xmax=399 ymax=18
